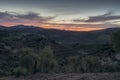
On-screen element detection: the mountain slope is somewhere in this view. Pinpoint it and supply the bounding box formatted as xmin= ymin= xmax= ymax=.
xmin=0 ymin=25 xmax=119 ymax=44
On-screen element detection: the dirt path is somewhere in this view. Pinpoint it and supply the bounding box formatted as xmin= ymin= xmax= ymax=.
xmin=3 ymin=73 xmax=120 ymax=80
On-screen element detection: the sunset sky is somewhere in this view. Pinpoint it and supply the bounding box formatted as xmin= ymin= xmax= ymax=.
xmin=0 ymin=0 xmax=120 ymax=31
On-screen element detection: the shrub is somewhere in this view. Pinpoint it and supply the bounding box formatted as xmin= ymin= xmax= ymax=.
xmin=38 ymin=46 xmax=58 ymax=73
xmin=19 ymin=48 xmax=39 ymax=74
xmin=65 ymin=56 xmax=81 ymax=73
xmin=13 ymin=67 xmax=28 ymax=77
xmin=111 ymin=30 xmax=120 ymax=51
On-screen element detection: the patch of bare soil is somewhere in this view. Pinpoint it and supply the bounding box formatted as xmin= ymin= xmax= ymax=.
xmin=2 ymin=73 xmax=120 ymax=80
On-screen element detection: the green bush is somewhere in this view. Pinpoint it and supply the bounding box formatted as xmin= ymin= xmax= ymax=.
xmin=80 ymin=56 xmax=102 ymax=72
xmin=19 ymin=48 xmax=39 ymax=74
xmin=13 ymin=67 xmax=28 ymax=77
xmin=38 ymin=46 xmax=58 ymax=73
xmin=111 ymin=30 xmax=120 ymax=51
xmin=65 ymin=56 xmax=81 ymax=73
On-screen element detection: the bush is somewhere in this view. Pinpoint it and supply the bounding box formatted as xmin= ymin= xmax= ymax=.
xmin=80 ymin=56 xmax=102 ymax=72
xmin=111 ymin=30 xmax=120 ymax=51
xmin=13 ymin=67 xmax=28 ymax=77
xmin=38 ymin=46 xmax=58 ymax=73
xmin=65 ymin=56 xmax=81 ymax=73
xmin=19 ymin=48 xmax=39 ymax=74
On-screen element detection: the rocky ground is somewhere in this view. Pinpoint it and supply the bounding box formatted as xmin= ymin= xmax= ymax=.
xmin=1 ymin=73 xmax=120 ymax=80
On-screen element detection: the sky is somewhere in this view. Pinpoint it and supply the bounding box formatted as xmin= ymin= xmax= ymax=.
xmin=0 ymin=0 xmax=120 ymax=31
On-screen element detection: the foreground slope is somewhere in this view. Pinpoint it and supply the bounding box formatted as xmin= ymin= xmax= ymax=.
xmin=3 ymin=73 xmax=120 ymax=80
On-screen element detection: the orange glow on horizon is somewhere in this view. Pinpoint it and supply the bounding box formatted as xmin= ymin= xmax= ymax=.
xmin=41 ymin=24 xmax=105 ymax=31
xmin=1 ymin=23 xmax=104 ymax=32
xmin=41 ymin=26 xmax=104 ymax=31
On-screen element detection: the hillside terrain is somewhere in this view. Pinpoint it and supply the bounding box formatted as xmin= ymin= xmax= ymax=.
xmin=0 ymin=25 xmax=120 ymax=80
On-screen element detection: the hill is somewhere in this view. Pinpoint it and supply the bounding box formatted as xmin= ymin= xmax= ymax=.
xmin=0 ymin=25 xmax=120 ymax=45
xmin=0 ymin=25 xmax=120 ymax=77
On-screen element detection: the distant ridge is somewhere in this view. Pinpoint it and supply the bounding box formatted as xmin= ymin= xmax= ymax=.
xmin=0 ymin=25 xmax=120 ymax=32
xmin=0 ymin=25 xmax=120 ymax=44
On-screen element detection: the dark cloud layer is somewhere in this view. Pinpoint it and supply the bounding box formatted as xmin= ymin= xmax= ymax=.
xmin=73 ymin=11 xmax=120 ymax=22
xmin=1 ymin=0 xmax=120 ymax=5
xmin=0 ymin=11 xmax=55 ymax=25
xmin=16 ymin=12 xmax=40 ymax=19
xmin=0 ymin=0 xmax=120 ymax=15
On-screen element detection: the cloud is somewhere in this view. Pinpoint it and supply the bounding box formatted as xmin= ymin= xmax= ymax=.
xmin=0 ymin=11 xmax=119 ymax=31
xmin=0 ymin=11 xmax=55 ymax=26
xmin=16 ymin=12 xmax=55 ymax=21
xmin=16 ymin=12 xmax=40 ymax=19
xmin=73 ymin=11 xmax=120 ymax=22
xmin=0 ymin=11 xmax=11 ymax=18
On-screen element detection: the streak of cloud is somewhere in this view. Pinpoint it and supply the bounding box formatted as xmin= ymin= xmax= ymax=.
xmin=0 ymin=11 xmax=55 ymax=26
xmin=73 ymin=11 xmax=120 ymax=22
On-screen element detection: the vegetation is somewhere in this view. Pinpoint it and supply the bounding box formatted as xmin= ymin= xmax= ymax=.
xmin=112 ymin=30 xmax=120 ymax=51
xmin=38 ymin=46 xmax=58 ymax=73
xmin=0 ymin=26 xmax=120 ymax=77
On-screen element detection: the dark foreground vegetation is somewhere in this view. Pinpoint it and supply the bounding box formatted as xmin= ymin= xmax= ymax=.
xmin=0 ymin=25 xmax=120 ymax=78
